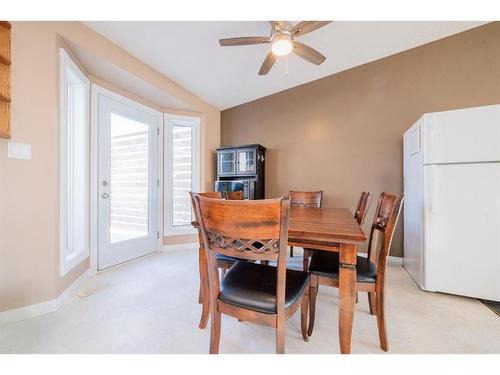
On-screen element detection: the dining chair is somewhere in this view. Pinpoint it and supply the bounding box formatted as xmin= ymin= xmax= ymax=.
xmin=225 ymin=190 xmax=245 ymax=200
xmin=307 ymin=192 xmax=404 ymax=352
xmin=193 ymin=195 xmax=310 ymax=354
xmin=302 ymin=191 xmax=373 ymax=272
xmin=354 ymin=191 xmax=373 ymax=226
xmin=190 ymin=191 xmax=245 ymax=329
xmin=289 ymin=190 xmax=323 ymax=258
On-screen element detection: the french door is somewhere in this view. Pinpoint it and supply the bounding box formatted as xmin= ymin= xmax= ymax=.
xmin=97 ymin=91 xmax=160 ymax=270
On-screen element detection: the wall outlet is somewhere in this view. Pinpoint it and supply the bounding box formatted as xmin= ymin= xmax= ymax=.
xmin=7 ymin=142 xmax=32 ymax=160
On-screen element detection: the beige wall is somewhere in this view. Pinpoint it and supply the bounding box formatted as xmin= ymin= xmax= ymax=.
xmin=0 ymin=22 xmax=220 ymax=312
xmin=221 ymin=22 xmax=500 ymax=257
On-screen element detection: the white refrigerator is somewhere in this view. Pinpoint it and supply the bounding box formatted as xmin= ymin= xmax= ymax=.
xmin=403 ymin=104 xmax=500 ymax=301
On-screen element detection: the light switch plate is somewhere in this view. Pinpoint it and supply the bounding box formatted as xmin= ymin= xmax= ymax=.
xmin=7 ymin=142 xmax=32 ymax=160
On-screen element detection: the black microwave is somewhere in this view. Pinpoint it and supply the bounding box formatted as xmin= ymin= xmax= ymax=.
xmin=215 ymin=179 xmax=256 ymax=200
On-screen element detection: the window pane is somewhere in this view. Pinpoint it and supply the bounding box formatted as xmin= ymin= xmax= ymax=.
xmin=66 ymin=83 xmax=87 ymax=255
xmin=172 ymin=125 xmax=193 ymax=226
xmin=110 ymin=113 xmax=149 ymax=243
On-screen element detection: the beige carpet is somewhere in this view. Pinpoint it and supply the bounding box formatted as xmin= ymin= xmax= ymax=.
xmin=0 ymin=246 xmax=499 ymax=354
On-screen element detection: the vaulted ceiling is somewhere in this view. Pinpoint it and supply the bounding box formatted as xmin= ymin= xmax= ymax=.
xmin=84 ymin=21 xmax=486 ymax=110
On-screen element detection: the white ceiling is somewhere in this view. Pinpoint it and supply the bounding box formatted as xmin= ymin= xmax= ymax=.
xmin=84 ymin=21 xmax=487 ymax=110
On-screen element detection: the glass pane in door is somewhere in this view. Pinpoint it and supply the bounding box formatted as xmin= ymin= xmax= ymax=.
xmin=172 ymin=125 xmax=193 ymax=226
xmin=110 ymin=113 xmax=149 ymax=243
xmin=237 ymin=150 xmax=256 ymax=174
xmin=219 ymin=151 xmax=235 ymax=174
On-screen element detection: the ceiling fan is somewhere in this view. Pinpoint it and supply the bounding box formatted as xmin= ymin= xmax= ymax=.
xmin=219 ymin=21 xmax=331 ymax=75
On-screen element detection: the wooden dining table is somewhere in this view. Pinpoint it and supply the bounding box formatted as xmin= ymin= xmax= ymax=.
xmin=194 ymin=205 xmax=367 ymax=354
xmin=288 ymin=206 xmax=367 ymax=354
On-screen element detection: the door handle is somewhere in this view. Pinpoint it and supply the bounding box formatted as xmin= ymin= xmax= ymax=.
xmin=102 ymin=193 xmax=110 ymax=199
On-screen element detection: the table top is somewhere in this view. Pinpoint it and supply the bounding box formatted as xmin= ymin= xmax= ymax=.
xmin=193 ymin=206 xmax=366 ymax=246
xmin=288 ymin=207 xmax=367 ymax=246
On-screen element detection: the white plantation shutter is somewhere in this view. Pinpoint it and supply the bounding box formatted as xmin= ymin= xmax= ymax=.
xmin=59 ymin=49 xmax=90 ymax=276
xmin=164 ymin=114 xmax=200 ymax=235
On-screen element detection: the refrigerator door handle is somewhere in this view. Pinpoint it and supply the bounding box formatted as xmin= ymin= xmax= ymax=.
xmin=429 ymin=164 xmax=439 ymax=213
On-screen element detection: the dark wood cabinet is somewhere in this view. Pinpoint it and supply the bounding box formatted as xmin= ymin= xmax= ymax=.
xmin=215 ymin=144 xmax=266 ymax=199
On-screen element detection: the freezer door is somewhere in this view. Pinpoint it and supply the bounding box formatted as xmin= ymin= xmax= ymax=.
xmin=423 ymin=162 xmax=500 ymax=300
xmin=423 ymin=104 xmax=500 ymax=164
xmin=403 ymin=119 xmax=424 ymax=288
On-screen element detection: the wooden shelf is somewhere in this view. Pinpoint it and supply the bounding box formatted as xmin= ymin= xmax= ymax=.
xmin=0 ymin=54 xmax=10 ymax=65
xmin=0 ymin=21 xmax=10 ymax=139
xmin=0 ymin=101 xmax=10 ymax=139
xmin=0 ymin=92 xmax=10 ymax=102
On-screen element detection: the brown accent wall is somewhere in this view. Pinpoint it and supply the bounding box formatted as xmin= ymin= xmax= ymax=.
xmin=221 ymin=22 xmax=500 ymax=257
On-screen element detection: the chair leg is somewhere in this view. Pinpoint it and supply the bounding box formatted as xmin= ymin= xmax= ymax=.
xmin=198 ymin=287 xmax=210 ymax=329
xmin=355 ymin=291 xmax=359 ymax=304
xmin=368 ymin=292 xmax=376 ymax=315
xmin=198 ymin=245 xmax=210 ymax=329
xmin=303 ymin=250 xmax=310 ymax=272
xmin=290 ymin=246 xmax=294 ymax=258
xmin=209 ymin=308 xmax=222 ymax=354
xmin=276 ymin=316 xmax=285 ymax=354
xmin=375 ymin=288 xmax=388 ymax=351
xmin=198 ymin=280 xmax=202 ymax=304
xmin=301 ymin=288 xmax=309 ymax=342
xmin=307 ymin=275 xmax=319 ymax=337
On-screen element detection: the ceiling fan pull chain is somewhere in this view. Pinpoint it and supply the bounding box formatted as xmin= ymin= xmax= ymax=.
xmin=285 ymin=55 xmax=288 ymax=76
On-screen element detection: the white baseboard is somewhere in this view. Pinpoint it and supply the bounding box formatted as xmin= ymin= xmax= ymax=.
xmin=0 ymin=269 xmax=90 ymax=326
xmin=388 ymin=256 xmax=403 ymax=266
xmin=162 ymin=242 xmax=198 ymax=252
xmin=0 ymin=300 xmax=57 ymax=326
xmin=56 ymin=269 xmax=91 ymax=309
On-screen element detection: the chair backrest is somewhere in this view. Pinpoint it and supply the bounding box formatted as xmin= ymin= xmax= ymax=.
xmin=189 ymin=191 xmax=222 ymax=225
xmin=193 ymin=195 xmax=290 ymax=311
xmin=354 ymin=191 xmax=373 ymax=225
xmin=225 ymin=191 xmax=244 ymax=200
xmin=289 ymin=190 xmax=323 ymax=208
xmin=366 ymin=192 xmax=404 ymax=283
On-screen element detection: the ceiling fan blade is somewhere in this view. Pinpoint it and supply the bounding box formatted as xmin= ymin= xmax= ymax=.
xmin=258 ymin=52 xmax=276 ymax=75
xmin=292 ymin=41 xmax=326 ymax=65
xmin=292 ymin=21 xmax=331 ymax=37
xmin=219 ymin=37 xmax=269 ymax=46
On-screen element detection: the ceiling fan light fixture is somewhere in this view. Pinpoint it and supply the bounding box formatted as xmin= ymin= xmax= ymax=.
xmin=271 ymin=34 xmax=293 ymax=56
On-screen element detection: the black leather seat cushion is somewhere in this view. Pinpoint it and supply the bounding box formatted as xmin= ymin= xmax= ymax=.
xmin=219 ymin=261 xmax=310 ymax=314
xmin=309 ymin=250 xmax=377 ymax=283
xmin=215 ymin=243 xmax=264 ymax=264
xmin=216 ymin=253 xmax=242 ymax=264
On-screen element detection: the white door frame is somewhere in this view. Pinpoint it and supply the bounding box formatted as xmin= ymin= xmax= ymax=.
xmin=90 ymin=84 xmax=163 ymax=274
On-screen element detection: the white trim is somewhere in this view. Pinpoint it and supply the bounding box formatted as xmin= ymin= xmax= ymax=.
xmin=388 ymin=256 xmax=404 ymax=267
xmin=0 ymin=269 xmax=90 ymax=325
xmin=163 ymin=113 xmax=201 ymax=236
xmin=162 ymin=242 xmax=198 ymax=252
xmin=56 ymin=269 xmax=91 ymax=309
xmin=90 ymin=84 xmax=99 ymax=275
xmin=59 ymin=48 xmax=91 ymax=277
xmin=0 ymin=300 xmax=57 ymax=326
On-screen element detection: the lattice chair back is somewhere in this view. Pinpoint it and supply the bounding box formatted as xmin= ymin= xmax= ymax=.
xmin=193 ymin=195 xmax=291 ymax=308
xmin=354 ymin=191 xmax=373 ymax=225
xmin=367 ymin=192 xmax=404 ymax=275
xmin=288 ymin=190 xmax=323 ymax=208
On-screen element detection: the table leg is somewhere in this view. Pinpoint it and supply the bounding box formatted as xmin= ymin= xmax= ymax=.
xmin=339 ymin=243 xmax=357 ymax=354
